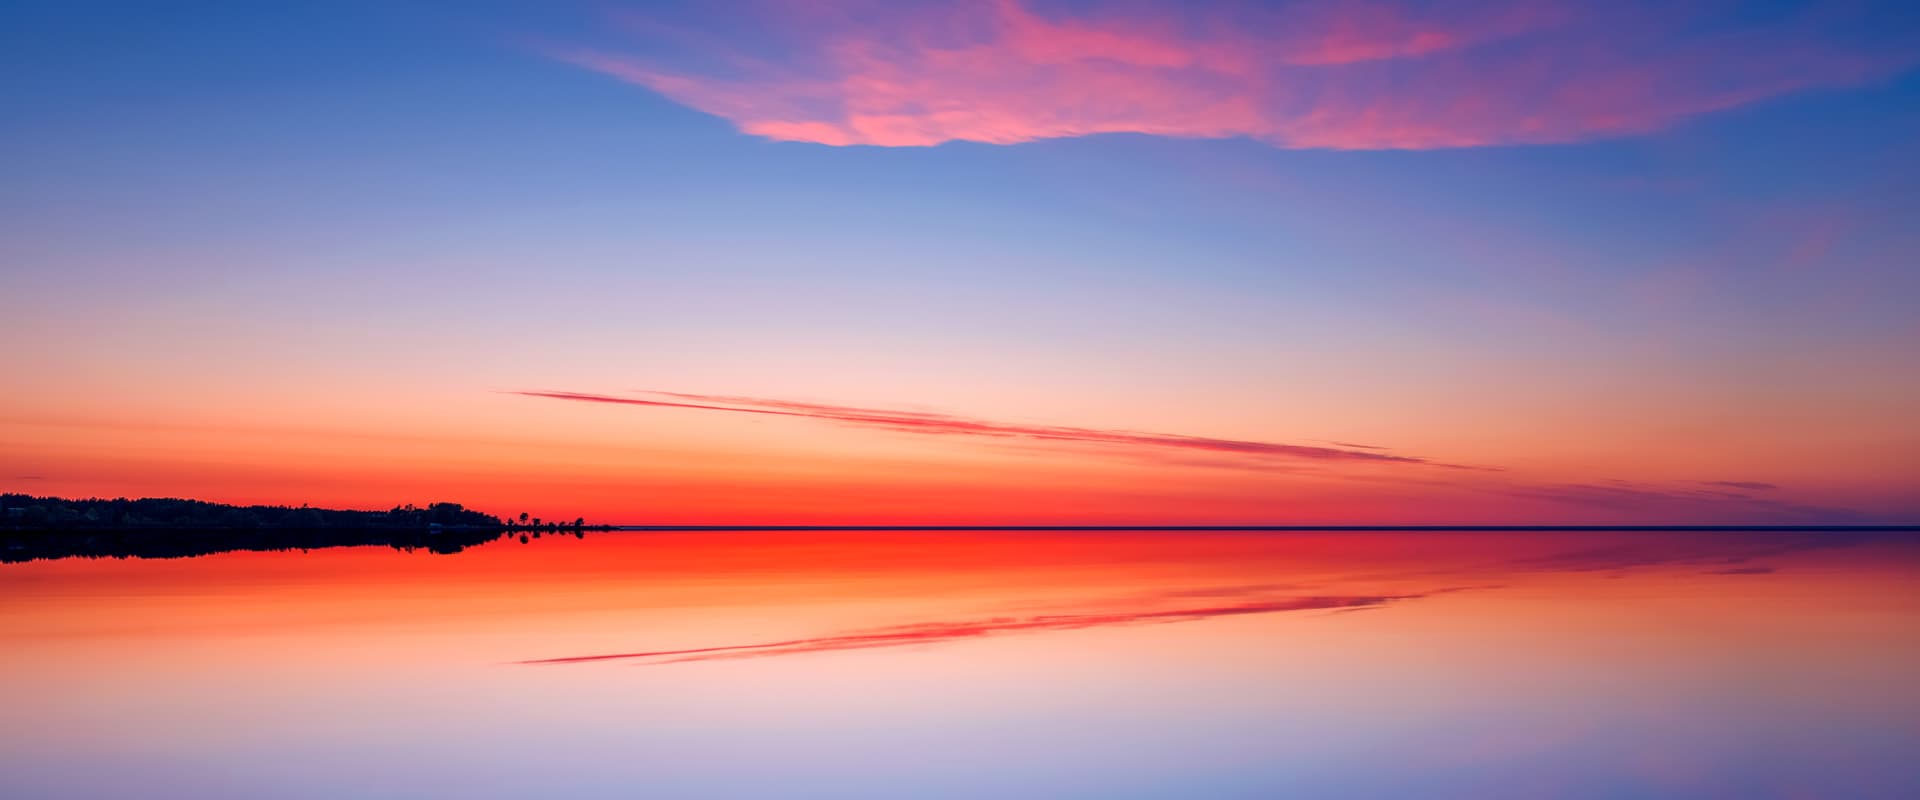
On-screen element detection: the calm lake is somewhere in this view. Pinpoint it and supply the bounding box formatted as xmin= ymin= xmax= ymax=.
xmin=4 ymin=530 xmax=1917 ymax=798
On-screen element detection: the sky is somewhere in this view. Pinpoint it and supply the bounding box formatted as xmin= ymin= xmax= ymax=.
xmin=2 ymin=0 xmax=1917 ymax=524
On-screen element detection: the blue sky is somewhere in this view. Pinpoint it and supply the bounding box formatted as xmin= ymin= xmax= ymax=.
xmin=3 ymin=0 xmax=1917 ymax=523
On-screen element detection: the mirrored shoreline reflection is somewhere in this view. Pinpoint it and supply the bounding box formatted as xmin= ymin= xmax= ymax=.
xmin=0 ymin=526 xmax=526 ymax=562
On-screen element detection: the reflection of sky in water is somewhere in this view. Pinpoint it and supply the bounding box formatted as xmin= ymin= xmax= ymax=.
xmin=3 ymin=532 xmax=1917 ymax=798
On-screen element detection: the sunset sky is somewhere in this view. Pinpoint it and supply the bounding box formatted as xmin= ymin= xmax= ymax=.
xmin=3 ymin=0 xmax=1917 ymax=524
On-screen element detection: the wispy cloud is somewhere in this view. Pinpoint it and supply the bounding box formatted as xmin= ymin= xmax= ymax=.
xmin=549 ymin=0 xmax=1915 ymax=149
xmin=510 ymin=389 xmax=1486 ymax=470
xmin=1702 ymin=481 xmax=1779 ymax=492
xmin=507 ymin=389 xmax=1877 ymax=522
xmin=519 ymin=591 xmax=1428 ymax=666
xmin=1706 ymin=566 xmax=1777 ymax=575
xmin=1500 ymin=480 xmax=1859 ymax=522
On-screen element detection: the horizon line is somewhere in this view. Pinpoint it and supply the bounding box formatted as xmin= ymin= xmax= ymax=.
xmin=601 ymin=525 xmax=1920 ymax=532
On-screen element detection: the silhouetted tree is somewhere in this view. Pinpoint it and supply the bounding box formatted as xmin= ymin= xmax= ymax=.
xmin=283 ymin=508 xmax=325 ymax=528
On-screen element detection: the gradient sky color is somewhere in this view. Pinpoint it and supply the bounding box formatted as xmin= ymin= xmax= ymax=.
xmin=3 ymin=0 xmax=1918 ymax=523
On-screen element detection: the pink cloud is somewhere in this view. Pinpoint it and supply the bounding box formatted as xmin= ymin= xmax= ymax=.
xmin=1266 ymin=0 xmax=1566 ymax=66
xmin=549 ymin=0 xmax=1914 ymax=149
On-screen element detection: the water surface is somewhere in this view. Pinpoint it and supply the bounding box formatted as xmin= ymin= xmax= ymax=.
xmin=4 ymin=530 xmax=1917 ymax=798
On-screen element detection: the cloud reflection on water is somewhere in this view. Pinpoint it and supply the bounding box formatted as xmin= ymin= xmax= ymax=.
xmin=517 ymin=531 xmax=1900 ymax=668
xmin=519 ymin=592 xmax=1437 ymax=665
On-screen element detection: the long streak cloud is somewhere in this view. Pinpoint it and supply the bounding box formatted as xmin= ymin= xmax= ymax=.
xmin=509 ymin=389 xmax=1469 ymax=469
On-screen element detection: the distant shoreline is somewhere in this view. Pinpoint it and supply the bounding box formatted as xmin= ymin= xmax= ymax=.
xmin=0 ymin=494 xmax=612 ymax=562
xmin=0 ymin=493 xmax=603 ymax=533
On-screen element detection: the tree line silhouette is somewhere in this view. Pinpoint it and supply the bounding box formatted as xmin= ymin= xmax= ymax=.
xmin=1 ymin=494 xmax=605 ymax=563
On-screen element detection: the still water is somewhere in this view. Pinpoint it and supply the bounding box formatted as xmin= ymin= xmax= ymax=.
xmin=3 ymin=530 xmax=1917 ymax=798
